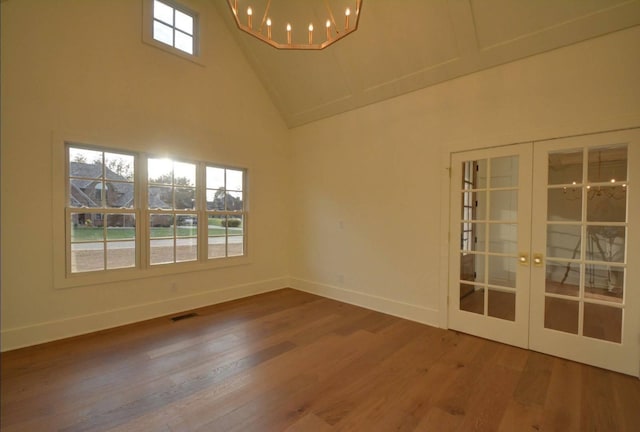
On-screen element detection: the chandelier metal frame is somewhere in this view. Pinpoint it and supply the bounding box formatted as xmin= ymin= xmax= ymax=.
xmin=226 ymin=0 xmax=362 ymax=50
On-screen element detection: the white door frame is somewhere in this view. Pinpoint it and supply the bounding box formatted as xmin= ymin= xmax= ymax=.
xmin=447 ymin=143 xmax=533 ymax=348
xmin=439 ymin=128 xmax=640 ymax=377
xmin=529 ymin=129 xmax=640 ymax=376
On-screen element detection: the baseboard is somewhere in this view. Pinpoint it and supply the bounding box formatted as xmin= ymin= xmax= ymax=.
xmin=1 ymin=277 xmax=288 ymax=352
xmin=2 ymin=277 xmax=441 ymax=351
xmin=290 ymin=277 xmax=440 ymax=328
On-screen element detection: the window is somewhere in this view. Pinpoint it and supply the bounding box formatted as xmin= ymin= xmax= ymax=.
xmin=152 ymin=0 xmax=197 ymax=55
xmin=461 ymin=160 xmax=478 ymax=251
xmin=148 ymin=158 xmax=198 ymax=265
xmin=68 ymin=147 xmax=137 ymax=273
xmin=65 ymin=144 xmax=247 ymax=278
xmin=206 ymin=166 xmax=246 ymax=258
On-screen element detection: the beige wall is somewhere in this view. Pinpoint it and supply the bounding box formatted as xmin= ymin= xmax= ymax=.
xmin=1 ymin=0 xmax=291 ymax=350
xmin=289 ymin=26 xmax=640 ymax=326
xmin=2 ymin=0 xmax=639 ymax=351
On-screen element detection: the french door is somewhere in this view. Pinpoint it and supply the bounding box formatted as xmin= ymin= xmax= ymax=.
xmin=448 ymin=143 xmax=533 ymax=349
xmin=448 ymin=129 xmax=640 ymax=376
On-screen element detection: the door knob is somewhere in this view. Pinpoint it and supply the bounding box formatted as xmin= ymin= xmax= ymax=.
xmin=519 ymin=253 xmax=529 ymax=266
xmin=533 ymin=253 xmax=544 ymax=267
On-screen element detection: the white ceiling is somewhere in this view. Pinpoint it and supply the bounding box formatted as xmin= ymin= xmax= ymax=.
xmin=213 ymin=0 xmax=640 ymax=128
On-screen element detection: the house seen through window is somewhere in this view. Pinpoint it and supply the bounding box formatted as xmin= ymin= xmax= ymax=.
xmin=206 ymin=166 xmax=245 ymax=259
xmin=66 ymin=144 xmax=246 ymax=275
xmin=68 ymin=147 xmax=137 ymax=273
xmin=148 ymin=158 xmax=198 ymax=265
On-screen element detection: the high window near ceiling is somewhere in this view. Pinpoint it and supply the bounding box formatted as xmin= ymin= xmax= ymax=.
xmin=143 ymin=0 xmax=199 ymax=60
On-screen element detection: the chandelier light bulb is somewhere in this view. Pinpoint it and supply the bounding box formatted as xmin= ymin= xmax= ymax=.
xmin=225 ymin=0 xmax=362 ymax=50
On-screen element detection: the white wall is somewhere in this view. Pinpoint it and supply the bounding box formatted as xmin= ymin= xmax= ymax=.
xmin=2 ymin=0 xmax=639 ymax=351
xmin=1 ymin=0 xmax=291 ymax=350
xmin=289 ymin=26 xmax=640 ymax=326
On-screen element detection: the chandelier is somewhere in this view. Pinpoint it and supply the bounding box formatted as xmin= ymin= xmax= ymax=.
xmin=562 ymin=182 xmax=627 ymax=201
xmin=562 ymin=149 xmax=627 ymax=201
xmin=225 ymin=0 xmax=362 ymax=50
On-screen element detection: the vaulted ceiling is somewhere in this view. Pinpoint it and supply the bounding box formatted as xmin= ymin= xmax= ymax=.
xmin=212 ymin=0 xmax=640 ymax=128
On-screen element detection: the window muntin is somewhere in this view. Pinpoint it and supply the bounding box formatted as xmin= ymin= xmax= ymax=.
xmin=65 ymin=145 xmax=247 ymax=277
xmin=148 ymin=158 xmax=196 ymax=209
xmin=148 ymin=158 xmax=198 ymax=265
xmin=544 ymin=144 xmax=628 ymax=343
xmin=152 ymin=0 xmax=196 ymax=55
xmin=206 ymin=166 xmax=246 ymax=259
xmin=149 ymin=213 xmax=198 ymax=265
xmin=68 ymin=146 xmax=137 ymax=273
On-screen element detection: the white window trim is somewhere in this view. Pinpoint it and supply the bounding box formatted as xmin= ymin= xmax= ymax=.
xmin=142 ymin=0 xmax=205 ymax=66
xmin=52 ymin=134 xmax=250 ymax=289
xmin=66 ymin=145 xmax=140 ymax=275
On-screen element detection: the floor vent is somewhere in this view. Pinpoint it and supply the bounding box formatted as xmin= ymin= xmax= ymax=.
xmin=170 ymin=312 xmax=198 ymax=322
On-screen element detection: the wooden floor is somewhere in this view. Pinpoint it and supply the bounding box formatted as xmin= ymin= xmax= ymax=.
xmin=1 ymin=289 xmax=639 ymax=432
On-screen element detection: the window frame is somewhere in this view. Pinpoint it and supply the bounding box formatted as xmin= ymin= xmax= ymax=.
xmin=142 ymin=0 xmax=204 ymax=65
xmin=53 ymin=137 xmax=250 ymax=289
xmin=147 ymin=157 xmax=200 ymax=266
xmin=205 ymin=164 xmax=248 ymax=260
xmin=66 ymin=145 xmax=140 ymax=275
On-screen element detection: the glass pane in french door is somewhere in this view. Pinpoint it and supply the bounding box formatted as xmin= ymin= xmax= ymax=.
xmin=544 ymin=145 xmax=627 ymax=343
xmin=459 ymin=156 xmax=519 ymax=321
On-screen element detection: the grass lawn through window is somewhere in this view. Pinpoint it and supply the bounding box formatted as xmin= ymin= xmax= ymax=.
xmin=71 ymin=225 xmax=239 ymax=241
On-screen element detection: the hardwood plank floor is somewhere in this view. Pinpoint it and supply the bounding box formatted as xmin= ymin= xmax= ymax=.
xmin=1 ymin=288 xmax=639 ymax=431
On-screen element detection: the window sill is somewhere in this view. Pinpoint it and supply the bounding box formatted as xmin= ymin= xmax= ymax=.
xmin=142 ymin=37 xmax=206 ymax=67
xmin=54 ymin=255 xmax=251 ymax=289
